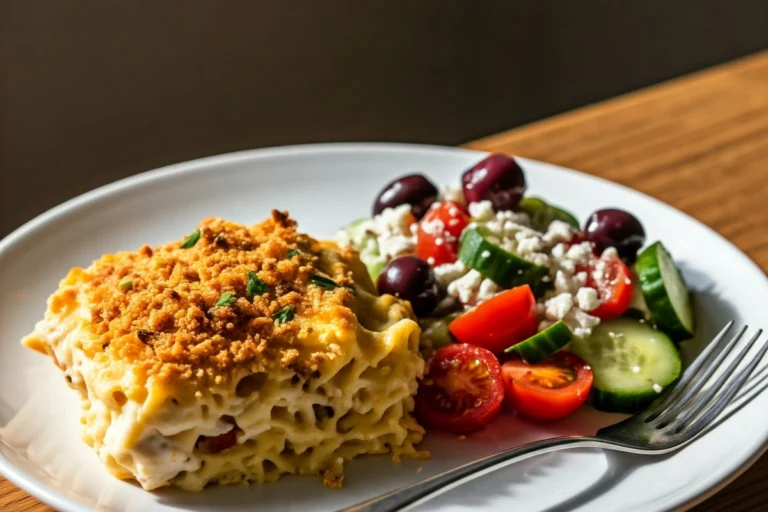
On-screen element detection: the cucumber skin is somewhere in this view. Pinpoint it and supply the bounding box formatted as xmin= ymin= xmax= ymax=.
xmin=459 ymin=228 xmax=549 ymax=289
xmin=572 ymin=318 xmax=682 ymax=414
xmin=507 ymin=321 xmax=573 ymax=363
xmin=591 ymin=369 xmax=681 ymax=413
xmin=590 ymin=387 xmax=665 ymax=414
xmin=636 ymin=242 xmax=694 ymax=342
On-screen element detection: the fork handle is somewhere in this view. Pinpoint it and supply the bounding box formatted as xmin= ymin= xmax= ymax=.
xmin=341 ymin=436 xmax=603 ymax=512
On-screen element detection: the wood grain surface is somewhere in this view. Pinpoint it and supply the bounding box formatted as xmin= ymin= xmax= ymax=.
xmin=467 ymin=51 xmax=768 ymax=512
xmin=2 ymin=51 xmax=767 ymax=512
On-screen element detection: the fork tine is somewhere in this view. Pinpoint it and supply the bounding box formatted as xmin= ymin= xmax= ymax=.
xmin=645 ymin=321 xmax=738 ymax=423
xmin=675 ymin=331 xmax=768 ymax=436
xmin=665 ymin=329 xmax=764 ymax=432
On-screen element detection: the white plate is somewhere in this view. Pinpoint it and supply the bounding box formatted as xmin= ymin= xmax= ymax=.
xmin=1 ymin=143 xmax=767 ymax=512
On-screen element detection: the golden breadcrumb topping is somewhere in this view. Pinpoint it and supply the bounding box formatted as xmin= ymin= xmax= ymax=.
xmin=51 ymin=211 xmax=359 ymax=384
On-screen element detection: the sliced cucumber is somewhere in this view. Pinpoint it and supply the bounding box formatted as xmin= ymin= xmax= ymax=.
xmin=458 ymin=227 xmax=549 ymax=289
xmin=571 ymin=318 xmax=681 ymax=413
xmin=636 ymin=242 xmax=694 ymax=341
xmin=342 ymin=218 xmax=387 ymax=282
xmin=505 ymin=321 xmax=573 ymax=363
xmin=519 ymin=197 xmax=580 ymax=232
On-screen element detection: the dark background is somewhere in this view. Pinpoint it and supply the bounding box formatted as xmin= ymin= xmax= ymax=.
xmin=2 ymin=0 xmax=767 ymax=238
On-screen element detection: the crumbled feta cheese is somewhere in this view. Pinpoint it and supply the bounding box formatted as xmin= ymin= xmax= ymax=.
xmin=652 ymin=383 xmax=664 ymax=394
xmin=559 ymin=259 xmax=576 ymax=274
xmin=447 ymin=270 xmax=484 ymax=305
xmin=567 ymin=308 xmax=601 ymax=337
xmin=374 ymin=204 xmax=414 ymax=236
xmin=592 ymin=259 xmax=607 ymax=282
xmin=497 ymin=209 xmax=531 ymax=226
xmin=551 ymin=243 xmax=567 ymax=259
xmin=433 ymin=260 xmax=468 ymax=288
xmin=576 ymin=287 xmax=600 ymax=312
xmin=601 ymin=247 xmax=619 ymax=259
xmin=421 ymin=218 xmax=445 ymax=236
xmin=477 ymin=278 xmax=500 ymax=302
xmin=526 ymin=252 xmax=550 ymax=266
xmin=543 ymin=220 xmax=574 ymax=244
xmin=516 ymin=232 xmax=544 ymax=255
xmin=545 ymin=293 xmax=574 ymax=321
xmin=440 ymin=184 xmax=465 ymax=204
xmin=378 ymin=234 xmax=414 ymax=259
xmin=554 ymin=270 xmax=574 ymax=295
xmin=468 ymin=201 xmax=495 ymax=222
xmin=446 ymin=270 xmax=499 ymax=307
xmin=344 ymin=204 xmax=417 ymax=259
xmin=566 ymin=242 xmax=593 ymax=265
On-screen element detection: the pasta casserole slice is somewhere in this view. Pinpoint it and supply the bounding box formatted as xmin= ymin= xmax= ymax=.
xmin=22 ymin=211 xmax=427 ymax=491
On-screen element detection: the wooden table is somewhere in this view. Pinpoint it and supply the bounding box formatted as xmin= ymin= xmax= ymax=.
xmin=2 ymin=51 xmax=767 ymax=512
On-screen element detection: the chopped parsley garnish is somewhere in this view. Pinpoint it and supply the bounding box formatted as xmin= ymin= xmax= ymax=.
xmin=180 ymin=229 xmax=201 ymax=248
xmin=215 ymin=292 xmax=236 ymax=307
xmin=273 ymin=305 xmax=296 ymax=324
xmin=287 ymin=248 xmax=300 ymax=258
xmin=246 ymin=271 xmax=270 ymax=299
xmin=118 ymin=278 xmax=133 ymax=291
xmin=310 ymin=274 xmax=339 ymax=290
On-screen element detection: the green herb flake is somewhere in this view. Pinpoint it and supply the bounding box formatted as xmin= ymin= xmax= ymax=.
xmin=215 ymin=292 xmax=236 ymax=307
xmin=310 ymin=274 xmax=339 ymax=290
xmin=272 ymin=305 xmax=296 ymax=324
xmin=287 ymin=248 xmax=300 ymax=258
xmin=118 ymin=278 xmax=133 ymax=291
xmin=246 ymin=271 xmax=270 ymax=299
xmin=180 ymin=229 xmax=201 ymax=249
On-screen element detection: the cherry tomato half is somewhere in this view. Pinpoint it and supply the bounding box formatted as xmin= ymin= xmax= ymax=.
xmin=416 ymin=344 xmax=505 ymax=433
xmin=416 ymin=201 xmax=471 ymax=266
xmin=584 ymin=253 xmax=634 ymax=319
xmin=502 ymin=351 xmax=593 ymax=421
xmin=449 ymin=285 xmax=538 ymax=354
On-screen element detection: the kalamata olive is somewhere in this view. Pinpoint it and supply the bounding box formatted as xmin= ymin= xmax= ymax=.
xmin=461 ymin=154 xmax=526 ymax=211
xmin=377 ymin=255 xmax=441 ymax=317
xmin=583 ymin=208 xmax=646 ymax=263
xmin=373 ymin=174 xmax=438 ymax=219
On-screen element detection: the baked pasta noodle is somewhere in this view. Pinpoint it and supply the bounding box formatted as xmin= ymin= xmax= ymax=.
xmin=22 ymin=212 xmax=427 ymax=491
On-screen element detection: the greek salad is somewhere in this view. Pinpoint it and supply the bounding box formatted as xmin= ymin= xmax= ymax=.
xmin=337 ymin=154 xmax=695 ymax=433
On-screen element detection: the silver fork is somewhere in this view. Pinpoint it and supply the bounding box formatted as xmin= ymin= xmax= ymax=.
xmin=342 ymin=322 xmax=768 ymax=512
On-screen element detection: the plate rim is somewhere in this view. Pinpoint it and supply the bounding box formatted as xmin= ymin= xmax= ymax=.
xmin=1 ymin=141 xmax=766 ymax=512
